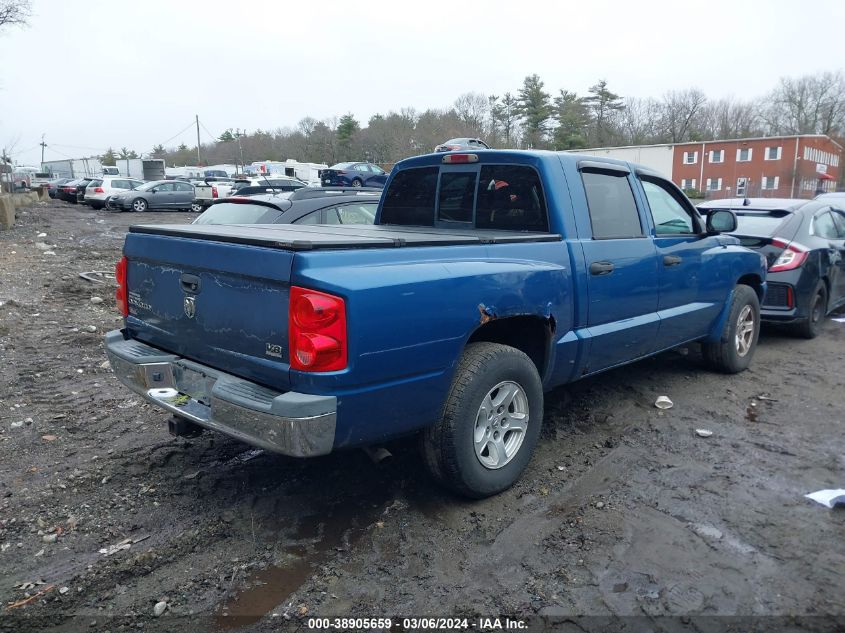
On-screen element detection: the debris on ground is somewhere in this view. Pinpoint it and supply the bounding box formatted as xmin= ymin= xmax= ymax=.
xmin=654 ymin=396 xmax=673 ymax=409
xmin=805 ymin=489 xmax=845 ymax=508
xmin=695 ymin=429 xmax=714 ymax=438
xmin=98 ymin=535 xmax=151 ymax=556
xmin=153 ymin=600 xmax=168 ymax=617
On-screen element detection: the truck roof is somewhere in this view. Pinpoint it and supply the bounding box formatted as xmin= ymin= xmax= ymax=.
xmin=394 ymin=149 xmax=634 ymax=172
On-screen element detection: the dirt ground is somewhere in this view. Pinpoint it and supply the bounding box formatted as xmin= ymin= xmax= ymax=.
xmin=1 ymin=200 xmax=843 ymax=632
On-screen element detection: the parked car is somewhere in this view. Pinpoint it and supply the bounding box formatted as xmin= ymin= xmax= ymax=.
xmin=815 ymin=192 xmax=845 ymax=200
xmin=107 ymin=180 xmax=195 ymax=212
xmin=191 ymin=178 xmax=238 ymax=212
xmin=194 ymin=188 xmax=380 ymax=225
xmin=227 ymin=177 xmax=307 ymax=198
xmin=320 ymin=162 xmax=388 ymax=188
xmin=434 ymin=138 xmax=491 ymax=152
xmin=57 ymin=177 xmax=94 ymax=203
xmin=105 ymin=150 xmax=765 ymax=498
xmin=84 ymin=176 xmax=145 ymax=210
xmin=47 ymin=178 xmax=73 ymax=199
xmin=699 ymin=197 xmax=845 ymax=338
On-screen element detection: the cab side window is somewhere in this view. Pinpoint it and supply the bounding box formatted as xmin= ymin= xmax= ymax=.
xmin=581 ymin=170 xmax=643 ymax=239
xmin=640 ymin=178 xmax=698 ymax=235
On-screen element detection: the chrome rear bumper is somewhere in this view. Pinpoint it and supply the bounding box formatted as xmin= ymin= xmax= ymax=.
xmin=104 ymin=330 xmax=336 ymax=457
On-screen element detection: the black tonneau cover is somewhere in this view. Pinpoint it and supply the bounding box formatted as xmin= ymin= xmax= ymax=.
xmin=129 ymin=223 xmax=562 ymax=251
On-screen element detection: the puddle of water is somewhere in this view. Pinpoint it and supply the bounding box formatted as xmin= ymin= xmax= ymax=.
xmin=214 ymin=481 xmax=394 ymax=631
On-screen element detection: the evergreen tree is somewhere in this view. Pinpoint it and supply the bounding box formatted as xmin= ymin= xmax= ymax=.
xmin=218 ymin=129 xmax=235 ymax=143
xmin=553 ymin=90 xmax=591 ymax=149
xmin=490 ymin=92 xmax=520 ymax=147
xmin=101 ymin=147 xmax=117 ymax=166
xmin=584 ymin=79 xmax=625 ymax=146
xmin=336 ymin=114 xmax=359 ymax=160
xmin=516 ymin=75 xmax=552 ymax=148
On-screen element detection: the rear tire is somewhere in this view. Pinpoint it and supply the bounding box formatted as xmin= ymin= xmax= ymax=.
xmin=421 ymin=342 xmax=543 ymax=499
xmin=702 ymin=284 xmax=760 ymax=373
xmin=792 ymin=282 xmax=827 ymax=339
xmin=190 ymin=201 xmax=203 ymax=213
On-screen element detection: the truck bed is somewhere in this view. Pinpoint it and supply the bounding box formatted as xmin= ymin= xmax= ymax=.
xmin=129 ymin=223 xmax=562 ymax=251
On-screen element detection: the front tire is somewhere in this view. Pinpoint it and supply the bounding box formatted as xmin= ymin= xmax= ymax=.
xmin=792 ymin=282 xmax=827 ymax=339
xmin=701 ymin=284 xmax=760 ymax=373
xmin=132 ymin=198 xmax=148 ymax=213
xmin=351 ymin=178 xmax=362 ymax=188
xmin=421 ymin=342 xmax=543 ymax=498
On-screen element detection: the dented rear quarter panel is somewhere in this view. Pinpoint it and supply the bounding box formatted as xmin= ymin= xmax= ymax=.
xmin=290 ymin=242 xmax=573 ymax=447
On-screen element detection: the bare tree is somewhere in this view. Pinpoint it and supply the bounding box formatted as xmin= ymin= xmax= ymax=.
xmin=453 ymin=92 xmax=489 ymax=136
xmin=763 ymin=71 xmax=845 ymax=137
xmin=659 ymin=88 xmax=707 ymax=142
xmin=0 ymin=0 xmax=30 ymax=30
xmin=619 ymin=97 xmax=662 ymax=145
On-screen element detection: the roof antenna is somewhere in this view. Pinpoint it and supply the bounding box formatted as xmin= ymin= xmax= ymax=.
xmin=259 ymin=171 xmax=279 ymax=195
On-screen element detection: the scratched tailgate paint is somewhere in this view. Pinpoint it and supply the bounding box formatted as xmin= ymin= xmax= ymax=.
xmin=122 ymin=233 xmax=295 ymax=390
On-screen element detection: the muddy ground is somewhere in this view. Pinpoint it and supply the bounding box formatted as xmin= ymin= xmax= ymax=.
xmin=0 ymin=200 xmax=843 ymax=632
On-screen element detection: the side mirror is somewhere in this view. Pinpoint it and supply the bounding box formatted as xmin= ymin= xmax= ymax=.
xmin=150 ymin=188 xmax=158 ymax=193
xmin=706 ymin=209 xmax=737 ymax=234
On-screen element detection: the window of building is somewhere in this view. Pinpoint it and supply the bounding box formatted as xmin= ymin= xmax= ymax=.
xmin=706 ymin=178 xmax=723 ymax=191
xmin=736 ymin=178 xmax=748 ymax=196
xmin=709 ymin=149 xmax=724 ymax=163
xmin=761 ymin=176 xmax=780 ymax=190
xmin=682 ymin=151 xmax=698 ymax=165
xmin=736 ymin=148 xmax=752 ymax=162
xmin=581 ymin=170 xmax=643 ymax=239
xmin=680 ymin=178 xmax=697 ymax=190
xmin=765 ymin=146 xmax=782 ymax=161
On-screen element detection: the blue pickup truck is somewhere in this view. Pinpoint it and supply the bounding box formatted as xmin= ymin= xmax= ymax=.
xmin=105 ymin=151 xmax=766 ymax=498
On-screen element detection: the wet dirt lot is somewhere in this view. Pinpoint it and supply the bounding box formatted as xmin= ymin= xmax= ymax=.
xmin=1 ymin=201 xmax=843 ymax=632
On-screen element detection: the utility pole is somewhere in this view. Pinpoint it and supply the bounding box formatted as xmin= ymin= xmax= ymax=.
xmin=40 ymin=134 xmax=47 ymax=166
xmin=234 ymin=129 xmax=245 ymax=174
xmin=1 ymin=147 xmax=8 ymax=193
xmin=195 ymin=114 xmax=202 ymax=165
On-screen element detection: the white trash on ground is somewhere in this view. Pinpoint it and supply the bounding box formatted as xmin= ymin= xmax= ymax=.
xmin=805 ymin=489 xmax=845 ymax=508
xmin=655 ymin=396 xmax=673 ymax=409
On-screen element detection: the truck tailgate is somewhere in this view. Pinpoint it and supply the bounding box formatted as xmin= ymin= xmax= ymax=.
xmin=123 ymin=232 xmax=295 ymax=390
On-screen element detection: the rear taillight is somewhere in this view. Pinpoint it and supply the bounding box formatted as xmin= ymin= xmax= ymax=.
xmin=115 ymin=256 xmax=128 ymax=317
xmin=289 ymin=286 xmax=347 ymax=372
xmin=94 ymin=187 xmax=105 ymax=193
xmin=212 ymin=185 xmax=218 ymax=198
xmin=769 ymin=241 xmax=809 ymax=272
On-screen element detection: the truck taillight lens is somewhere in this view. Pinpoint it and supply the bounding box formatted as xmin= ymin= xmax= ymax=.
xmin=289 ymin=286 xmax=346 ymax=372
xmin=769 ymin=240 xmax=808 ymax=272
xmin=212 ymin=186 xmax=218 ymax=198
xmin=115 ymin=256 xmax=129 ymax=317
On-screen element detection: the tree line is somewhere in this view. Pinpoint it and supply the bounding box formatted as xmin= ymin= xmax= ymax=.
xmin=123 ymin=70 xmax=845 ymax=168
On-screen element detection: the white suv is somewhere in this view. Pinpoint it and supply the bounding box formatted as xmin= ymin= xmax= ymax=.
xmin=84 ymin=177 xmax=144 ymax=210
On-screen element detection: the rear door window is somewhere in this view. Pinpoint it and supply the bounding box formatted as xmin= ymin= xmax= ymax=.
xmin=813 ymin=211 xmax=839 ymax=239
xmin=475 ymin=165 xmax=548 ymax=231
xmin=581 ymin=170 xmax=643 ymax=239
xmin=325 ymin=203 xmax=377 ymax=225
xmin=830 ymin=209 xmax=845 ymax=238
xmin=380 ymin=167 xmax=438 ymax=226
xmin=194 ymin=203 xmax=279 ymax=225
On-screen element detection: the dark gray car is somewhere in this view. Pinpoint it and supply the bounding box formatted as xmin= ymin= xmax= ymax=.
xmin=108 ymin=180 xmax=195 ymax=212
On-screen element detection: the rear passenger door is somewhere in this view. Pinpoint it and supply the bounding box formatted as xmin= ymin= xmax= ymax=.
xmin=578 ymin=164 xmax=660 ymax=372
xmin=637 ymin=174 xmax=722 ymax=347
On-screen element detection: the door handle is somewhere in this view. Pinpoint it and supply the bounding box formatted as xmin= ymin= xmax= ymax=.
xmin=589 ymin=261 xmax=615 ymax=276
xmin=663 ymin=255 xmax=682 ymax=267
xmin=180 ymin=273 xmax=202 ymax=294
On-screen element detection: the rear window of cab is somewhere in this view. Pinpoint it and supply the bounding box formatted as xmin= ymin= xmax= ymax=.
xmin=380 ymin=165 xmax=549 ymax=232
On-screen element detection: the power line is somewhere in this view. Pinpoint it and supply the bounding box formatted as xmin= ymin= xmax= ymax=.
xmin=156 ymin=120 xmax=198 ymax=149
xmin=199 ymin=120 xmax=219 ymax=144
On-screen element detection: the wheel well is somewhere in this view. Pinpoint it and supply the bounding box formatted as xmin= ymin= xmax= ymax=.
xmin=466 ymin=316 xmax=552 ymax=379
xmin=737 ymin=274 xmax=764 ymax=302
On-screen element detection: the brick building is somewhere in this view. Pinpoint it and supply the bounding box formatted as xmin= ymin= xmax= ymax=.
xmin=576 ymin=134 xmax=842 ymax=199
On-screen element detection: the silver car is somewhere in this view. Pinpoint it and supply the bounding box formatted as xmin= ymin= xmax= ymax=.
xmin=108 ymin=180 xmax=195 ymax=212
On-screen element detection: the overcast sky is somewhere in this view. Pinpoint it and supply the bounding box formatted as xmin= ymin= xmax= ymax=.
xmin=1 ymin=0 xmax=844 ymax=166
